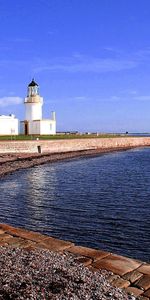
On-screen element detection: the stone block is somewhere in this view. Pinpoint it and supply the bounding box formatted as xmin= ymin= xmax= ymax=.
xmin=0 ymin=234 xmax=12 ymax=241
xmin=107 ymin=274 xmax=120 ymax=283
xmin=126 ymin=287 xmax=143 ymax=297
xmin=74 ymin=256 xmax=92 ymax=266
xmin=0 ymin=224 xmax=49 ymax=243
xmin=111 ymin=277 xmax=130 ymax=288
xmin=138 ymin=265 xmax=150 ymax=275
xmin=67 ymin=245 xmax=110 ymax=261
xmin=4 ymin=237 xmax=26 ymax=247
xmin=92 ymin=254 xmax=142 ymax=276
xmin=18 ymin=240 xmax=37 ymax=249
xmin=36 ymin=237 xmax=74 ymax=251
xmin=143 ymin=288 xmax=150 ymax=297
xmin=0 ymin=223 xmax=15 ymax=232
xmin=123 ymin=270 xmax=143 ymax=283
xmin=136 ymin=275 xmax=150 ymax=291
xmin=7 ymin=228 xmax=47 ymax=242
xmin=0 ymin=241 xmax=8 ymax=246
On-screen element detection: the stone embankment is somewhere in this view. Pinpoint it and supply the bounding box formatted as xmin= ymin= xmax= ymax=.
xmin=0 ymin=137 xmax=150 ymax=153
xmin=0 ymin=223 xmax=150 ymax=299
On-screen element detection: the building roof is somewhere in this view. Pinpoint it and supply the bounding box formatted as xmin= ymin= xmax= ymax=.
xmin=0 ymin=114 xmax=17 ymax=119
xmin=28 ymin=79 xmax=39 ymax=87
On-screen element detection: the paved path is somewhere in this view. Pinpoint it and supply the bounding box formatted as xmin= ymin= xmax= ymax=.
xmin=0 ymin=223 xmax=149 ymax=300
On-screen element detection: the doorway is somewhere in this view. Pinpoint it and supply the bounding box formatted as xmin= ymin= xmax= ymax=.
xmin=25 ymin=122 xmax=28 ymax=135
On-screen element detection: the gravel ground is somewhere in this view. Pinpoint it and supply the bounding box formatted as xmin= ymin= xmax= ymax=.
xmin=0 ymin=247 xmax=137 ymax=300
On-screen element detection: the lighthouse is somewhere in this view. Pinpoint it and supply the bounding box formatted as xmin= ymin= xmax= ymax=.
xmin=21 ymin=79 xmax=56 ymax=135
xmin=25 ymin=79 xmax=43 ymax=121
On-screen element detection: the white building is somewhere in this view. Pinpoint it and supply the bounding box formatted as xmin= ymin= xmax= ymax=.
xmin=0 ymin=114 xmax=19 ymax=135
xmin=20 ymin=79 xmax=56 ymax=135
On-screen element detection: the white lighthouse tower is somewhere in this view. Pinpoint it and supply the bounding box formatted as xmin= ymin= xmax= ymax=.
xmin=25 ymin=79 xmax=43 ymax=121
xmin=21 ymin=79 xmax=56 ymax=135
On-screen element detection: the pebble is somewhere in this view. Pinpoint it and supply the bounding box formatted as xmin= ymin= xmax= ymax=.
xmin=0 ymin=246 xmax=140 ymax=300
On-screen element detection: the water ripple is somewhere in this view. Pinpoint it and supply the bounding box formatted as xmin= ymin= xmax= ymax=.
xmin=0 ymin=148 xmax=150 ymax=262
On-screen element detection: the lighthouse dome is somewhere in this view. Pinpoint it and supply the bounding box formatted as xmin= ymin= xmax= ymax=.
xmin=28 ymin=79 xmax=39 ymax=87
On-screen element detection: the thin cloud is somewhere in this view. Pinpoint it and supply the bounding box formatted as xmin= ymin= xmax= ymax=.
xmin=34 ymin=56 xmax=137 ymax=74
xmin=135 ymin=48 xmax=150 ymax=60
xmin=109 ymin=96 xmax=121 ymax=101
xmin=94 ymin=95 xmax=121 ymax=102
xmin=0 ymin=48 xmax=148 ymax=75
xmin=46 ymin=95 xmax=88 ymax=104
xmin=0 ymin=59 xmax=29 ymax=67
xmin=127 ymin=90 xmax=138 ymax=95
xmin=72 ymin=96 xmax=87 ymax=101
xmin=133 ymin=95 xmax=150 ymax=101
xmin=33 ymin=47 xmax=150 ymax=75
xmin=0 ymin=97 xmax=23 ymax=107
xmin=104 ymin=93 xmax=150 ymax=102
xmin=8 ymin=37 xmax=32 ymax=43
xmin=0 ymin=46 xmax=11 ymax=51
xmin=105 ymin=94 xmax=150 ymax=102
xmin=47 ymin=31 xmax=56 ymax=36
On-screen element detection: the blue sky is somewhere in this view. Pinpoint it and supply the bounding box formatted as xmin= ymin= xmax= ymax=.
xmin=0 ymin=0 xmax=150 ymax=132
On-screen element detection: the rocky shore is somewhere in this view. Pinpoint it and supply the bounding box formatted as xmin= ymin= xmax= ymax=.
xmin=0 ymin=246 xmax=138 ymax=300
xmin=0 ymin=146 xmax=134 ymax=178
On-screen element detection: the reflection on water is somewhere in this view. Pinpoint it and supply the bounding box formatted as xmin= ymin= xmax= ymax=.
xmin=0 ymin=148 xmax=150 ymax=262
xmin=24 ymin=167 xmax=58 ymax=225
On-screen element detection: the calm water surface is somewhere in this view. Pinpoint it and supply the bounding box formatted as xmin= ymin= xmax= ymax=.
xmin=0 ymin=148 xmax=150 ymax=262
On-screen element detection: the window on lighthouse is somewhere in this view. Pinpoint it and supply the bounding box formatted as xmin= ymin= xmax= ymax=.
xmin=28 ymin=86 xmax=39 ymax=97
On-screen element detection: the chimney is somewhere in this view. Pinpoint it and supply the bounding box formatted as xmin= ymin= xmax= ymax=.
xmin=51 ymin=111 xmax=56 ymax=121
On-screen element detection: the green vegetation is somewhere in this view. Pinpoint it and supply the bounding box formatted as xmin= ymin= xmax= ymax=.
xmin=0 ymin=133 xmax=124 ymax=140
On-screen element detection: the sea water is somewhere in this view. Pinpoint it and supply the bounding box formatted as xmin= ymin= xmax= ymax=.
xmin=0 ymin=147 xmax=150 ymax=262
